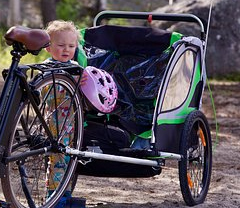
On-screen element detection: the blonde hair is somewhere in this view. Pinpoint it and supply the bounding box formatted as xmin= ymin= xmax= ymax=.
xmin=45 ymin=20 xmax=79 ymax=40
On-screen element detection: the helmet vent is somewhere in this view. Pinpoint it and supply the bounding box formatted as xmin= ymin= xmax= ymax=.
xmin=92 ymin=70 xmax=98 ymax=74
xmin=98 ymin=94 xmax=105 ymax=104
xmin=109 ymin=88 xmax=113 ymax=95
xmin=99 ymin=78 xmax=104 ymax=86
xmin=106 ymin=76 xmax=111 ymax=83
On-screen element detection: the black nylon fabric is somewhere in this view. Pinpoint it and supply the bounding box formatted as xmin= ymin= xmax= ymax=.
xmin=83 ymin=51 xmax=171 ymax=135
xmin=84 ymin=25 xmax=172 ymax=55
xmin=155 ymin=123 xmax=184 ymax=154
xmin=77 ymin=121 xmax=161 ymax=177
xmin=109 ymin=53 xmax=170 ymax=135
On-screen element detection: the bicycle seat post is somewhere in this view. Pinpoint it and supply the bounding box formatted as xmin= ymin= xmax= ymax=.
xmin=8 ymin=43 xmax=27 ymax=73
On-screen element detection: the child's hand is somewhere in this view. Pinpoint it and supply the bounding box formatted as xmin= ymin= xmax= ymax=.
xmin=80 ymin=71 xmax=88 ymax=86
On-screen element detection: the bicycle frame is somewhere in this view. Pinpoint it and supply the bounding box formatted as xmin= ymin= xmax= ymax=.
xmin=0 ymin=44 xmax=85 ymax=208
xmin=0 ymin=44 xmax=82 ymax=173
xmin=0 ymin=45 xmax=54 ymax=178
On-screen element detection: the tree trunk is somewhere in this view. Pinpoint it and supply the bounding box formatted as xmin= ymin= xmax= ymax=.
xmin=7 ymin=0 xmax=21 ymax=26
xmin=169 ymin=0 xmax=174 ymax=5
xmin=41 ymin=0 xmax=57 ymax=26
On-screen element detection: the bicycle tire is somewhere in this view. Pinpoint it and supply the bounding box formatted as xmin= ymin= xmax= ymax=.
xmin=1 ymin=72 xmax=84 ymax=208
xmin=178 ymin=110 xmax=212 ymax=206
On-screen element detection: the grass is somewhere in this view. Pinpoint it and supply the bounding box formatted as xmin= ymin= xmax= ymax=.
xmin=0 ymin=44 xmax=49 ymax=71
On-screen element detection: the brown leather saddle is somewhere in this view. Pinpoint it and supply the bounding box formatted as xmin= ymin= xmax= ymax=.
xmin=4 ymin=26 xmax=50 ymax=52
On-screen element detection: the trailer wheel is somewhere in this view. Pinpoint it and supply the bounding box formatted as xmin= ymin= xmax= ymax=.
xmin=179 ymin=110 xmax=212 ymax=206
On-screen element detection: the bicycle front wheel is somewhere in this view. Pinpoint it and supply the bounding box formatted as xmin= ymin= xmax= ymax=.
xmin=1 ymin=72 xmax=84 ymax=208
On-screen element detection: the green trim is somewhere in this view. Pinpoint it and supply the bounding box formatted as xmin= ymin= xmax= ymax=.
xmin=153 ymin=98 xmax=156 ymax=107
xmin=177 ymin=107 xmax=196 ymax=117
xmin=75 ymin=29 xmax=87 ymax=67
xmin=84 ymin=121 xmax=88 ymax=127
xmin=157 ymin=117 xmax=185 ymax=125
xmin=106 ymin=114 xmax=110 ymax=121
xmin=137 ymin=130 xmax=152 ymax=139
xmin=163 ymin=32 xmax=183 ymax=54
xmin=170 ymin=32 xmax=183 ymax=46
xmin=79 ymin=28 xmax=86 ymax=46
xmin=77 ymin=44 xmax=87 ymax=67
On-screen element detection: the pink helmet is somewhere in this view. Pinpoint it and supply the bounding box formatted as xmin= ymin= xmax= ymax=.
xmin=81 ymin=66 xmax=118 ymax=113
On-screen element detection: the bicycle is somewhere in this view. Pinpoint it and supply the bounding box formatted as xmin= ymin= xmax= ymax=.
xmin=0 ymin=11 xmax=212 ymax=208
xmin=0 ymin=26 xmax=84 ymax=207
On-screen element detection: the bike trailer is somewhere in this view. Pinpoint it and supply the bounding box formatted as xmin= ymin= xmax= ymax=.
xmin=76 ymin=11 xmax=210 ymax=181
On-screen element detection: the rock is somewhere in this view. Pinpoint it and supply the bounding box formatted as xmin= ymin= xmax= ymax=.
xmin=152 ymin=0 xmax=240 ymax=77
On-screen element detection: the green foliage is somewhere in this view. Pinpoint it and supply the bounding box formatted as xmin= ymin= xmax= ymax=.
xmin=0 ymin=48 xmax=49 ymax=71
xmin=213 ymin=72 xmax=240 ymax=82
xmin=107 ymin=18 xmax=130 ymax=26
xmin=0 ymin=28 xmax=11 ymax=70
xmin=55 ymin=0 xmax=132 ymax=28
xmin=56 ymin=0 xmax=81 ymax=21
xmin=22 ymin=50 xmax=49 ymax=64
xmin=56 ymin=0 xmax=89 ymax=28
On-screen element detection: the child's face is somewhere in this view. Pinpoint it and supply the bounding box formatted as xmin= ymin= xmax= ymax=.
xmin=47 ymin=30 xmax=78 ymax=62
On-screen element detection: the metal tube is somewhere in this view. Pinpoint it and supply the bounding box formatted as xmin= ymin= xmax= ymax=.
xmin=203 ymin=0 xmax=214 ymax=59
xmin=93 ymin=10 xmax=205 ymax=35
xmin=66 ymin=147 xmax=182 ymax=167
xmin=159 ymin=152 xmax=182 ymax=160
xmin=66 ymin=147 xmax=160 ymax=167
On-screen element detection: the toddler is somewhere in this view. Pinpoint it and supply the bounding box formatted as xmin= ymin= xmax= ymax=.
xmin=44 ymin=20 xmax=86 ymax=208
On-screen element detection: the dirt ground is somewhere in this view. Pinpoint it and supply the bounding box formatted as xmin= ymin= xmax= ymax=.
xmin=0 ymin=81 xmax=239 ymax=208
xmin=73 ymin=81 xmax=240 ymax=208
